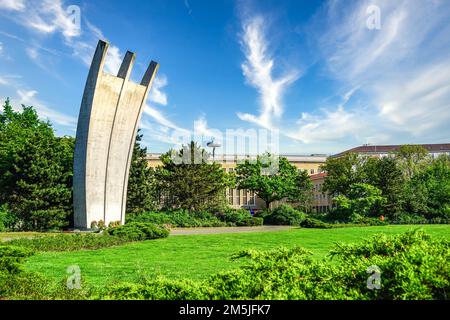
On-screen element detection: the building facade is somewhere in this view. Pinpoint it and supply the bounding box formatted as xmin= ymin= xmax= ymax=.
xmin=146 ymin=153 xmax=327 ymax=210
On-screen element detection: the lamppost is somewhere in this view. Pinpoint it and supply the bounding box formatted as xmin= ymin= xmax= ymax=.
xmin=206 ymin=138 xmax=221 ymax=161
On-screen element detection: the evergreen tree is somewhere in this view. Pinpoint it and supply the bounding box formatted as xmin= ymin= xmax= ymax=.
xmin=0 ymin=99 xmax=73 ymax=230
xmin=126 ymin=130 xmax=156 ymax=214
xmin=155 ymin=141 xmax=232 ymax=212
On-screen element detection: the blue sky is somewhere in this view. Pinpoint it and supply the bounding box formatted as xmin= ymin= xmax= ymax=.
xmin=1 ymin=0 xmax=449 ymax=155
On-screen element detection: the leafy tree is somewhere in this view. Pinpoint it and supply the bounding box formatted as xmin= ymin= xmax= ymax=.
xmin=235 ymin=153 xmax=311 ymax=209
xmin=155 ymin=141 xmax=232 ymax=212
xmin=334 ymin=183 xmax=386 ymax=220
xmin=126 ymin=130 xmax=157 ymax=214
xmin=0 ymin=99 xmax=73 ymax=230
xmin=361 ymin=156 xmax=404 ymax=218
xmin=321 ymin=153 xmax=363 ymax=197
xmin=395 ymin=145 xmax=430 ymax=180
xmin=408 ymin=154 xmax=450 ymax=219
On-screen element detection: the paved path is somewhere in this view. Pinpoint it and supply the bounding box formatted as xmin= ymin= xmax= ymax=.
xmin=170 ymin=225 xmax=296 ymax=235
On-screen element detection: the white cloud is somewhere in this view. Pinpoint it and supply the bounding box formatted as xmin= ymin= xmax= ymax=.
xmin=0 ymin=0 xmax=25 ymax=11
xmin=23 ymin=0 xmax=80 ymax=39
xmin=0 ymin=77 xmax=7 ymax=86
xmin=298 ymin=0 xmax=450 ymax=144
xmin=148 ymin=75 xmax=168 ymax=106
xmin=103 ymin=45 xmax=122 ymax=75
xmin=237 ymin=16 xmax=300 ymax=129
xmin=16 ymin=88 xmax=77 ymax=127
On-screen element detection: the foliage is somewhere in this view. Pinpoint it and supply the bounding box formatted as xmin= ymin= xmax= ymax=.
xmin=101 ymin=230 xmax=449 ymax=300
xmin=300 ymin=217 xmax=332 ymax=229
xmin=321 ymin=153 xmax=362 ymax=196
xmin=105 ymin=222 xmax=169 ymax=241
xmin=214 ymin=208 xmax=263 ymax=226
xmin=127 ymin=210 xmax=227 ymax=227
xmin=333 ymin=183 xmax=386 ymax=221
xmin=0 ymin=204 xmax=17 ymax=232
xmin=263 ymin=204 xmax=306 ymax=225
xmin=0 ymin=245 xmax=34 ymax=274
xmin=235 ymin=153 xmax=312 ymax=209
xmin=154 ymin=141 xmax=232 ymax=212
xmin=126 ymin=130 xmax=157 ymax=214
xmin=0 ymin=99 xmax=73 ymax=231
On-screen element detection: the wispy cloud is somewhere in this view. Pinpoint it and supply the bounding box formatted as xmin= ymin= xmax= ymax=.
xmin=15 ymin=88 xmax=77 ymax=127
xmin=290 ymin=0 xmax=450 ymax=145
xmin=237 ymin=16 xmax=300 ymax=129
xmin=148 ymin=75 xmax=168 ymax=106
xmin=0 ymin=0 xmax=25 ymax=11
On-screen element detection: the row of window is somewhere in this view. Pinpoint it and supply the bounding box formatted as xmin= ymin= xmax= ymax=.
xmin=298 ymin=168 xmax=323 ymax=175
xmin=227 ymin=189 xmax=256 ymax=206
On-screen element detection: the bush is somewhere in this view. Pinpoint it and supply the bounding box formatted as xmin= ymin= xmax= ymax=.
xmin=300 ymin=217 xmax=332 ymax=229
xmin=214 ymin=209 xmax=263 ymax=226
xmin=127 ymin=210 xmax=227 ymax=228
xmin=263 ymin=205 xmax=306 ymax=225
xmin=106 ymin=222 xmax=169 ymax=241
xmin=103 ymin=230 xmax=449 ymax=300
xmin=352 ymin=216 xmax=389 ymax=226
xmin=392 ymin=213 xmax=429 ymax=225
xmin=0 ymin=204 xmax=17 ymax=231
xmin=0 ymin=245 xmax=34 ymax=274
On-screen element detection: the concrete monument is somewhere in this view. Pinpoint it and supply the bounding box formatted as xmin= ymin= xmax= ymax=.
xmin=73 ymin=40 xmax=159 ymax=229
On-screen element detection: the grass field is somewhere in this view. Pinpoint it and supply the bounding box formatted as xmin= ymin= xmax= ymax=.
xmin=22 ymin=225 xmax=450 ymax=288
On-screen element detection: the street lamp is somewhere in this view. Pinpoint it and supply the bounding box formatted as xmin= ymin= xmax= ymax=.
xmin=206 ymin=138 xmax=221 ymax=161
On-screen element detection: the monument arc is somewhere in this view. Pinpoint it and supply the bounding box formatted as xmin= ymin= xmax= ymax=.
xmin=73 ymin=40 xmax=159 ymax=229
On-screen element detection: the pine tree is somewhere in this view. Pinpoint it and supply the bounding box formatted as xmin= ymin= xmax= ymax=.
xmin=126 ymin=130 xmax=157 ymax=215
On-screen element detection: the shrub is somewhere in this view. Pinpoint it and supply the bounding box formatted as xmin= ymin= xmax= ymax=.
xmin=214 ymin=209 xmax=263 ymax=226
xmin=104 ymin=277 xmax=204 ymax=300
xmin=0 ymin=245 xmax=34 ymax=274
xmin=263 ymin=205 xmax=306 ymax=225
xmin=300 ymin=217 xmax=332 ymax=229
xmin=392 ymin=213 xmax=429 ymax=225
xmin=352 ymin=216 xmax=389 ymax=226
xmin=127 ymin=210 xmax=227 ymax=228
xmin=0 ymin=204 xmax=17 ymax=231
xmin=106 ymin=222 xmax=169 ymax=241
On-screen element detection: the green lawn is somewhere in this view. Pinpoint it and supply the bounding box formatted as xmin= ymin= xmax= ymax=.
xmin=23 ymin=225 xmax=450 ymax=288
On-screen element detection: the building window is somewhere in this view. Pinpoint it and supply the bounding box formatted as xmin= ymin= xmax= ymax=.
xmin=242 ymin=190 xmax=248 ymax=205
xmin=235 ymin=189 xmax=240 ymax=206
xmin=310 ymin=169 xmax=315 ymax=174
xmin=248 ymin=191 xmax=255 ymax=205
xmin=228 ymin=188 xmax=233 ymax=205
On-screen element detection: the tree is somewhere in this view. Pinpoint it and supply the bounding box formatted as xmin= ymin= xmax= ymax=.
xmin=155 ymin=141 xmax=232 ymax=212
xmin=361 ymin=156 xmax=404 ymax=218
xmin=0 ymin=99 xmax=74 ymax=230
xmin=321 ymin=153 xmax=363 ymax=197
xmin=126 ymin=130 xmax=157 ymax=215
xmin=235 ymin=153 xmax=311 ymax=209
xmin=408 ymin=154 xmax=450 ymax=219
xmin=395 ymin=145 xmax=430 ymax=180
xmin=334 ymin=183 xmax=386 ymax=220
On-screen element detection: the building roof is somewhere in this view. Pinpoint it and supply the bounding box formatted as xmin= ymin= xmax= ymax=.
xmin=310 ymin=172 xmax=327 ymax=180
xmin=332 ymin=143 xmax=450 ymax=158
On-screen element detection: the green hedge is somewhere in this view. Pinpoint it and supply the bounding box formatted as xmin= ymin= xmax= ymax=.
xmin=214 ymin=209 xmax=263 ymax=226
xmin=105 ymin=222 xmax=169 ymax=241
xmin=263 ymin=205 xmax=306 ymax=226
xmin=127 ymin=209 xmax=263 ymax=228
xmin=127 ymin=210 xmax=227 ymax=228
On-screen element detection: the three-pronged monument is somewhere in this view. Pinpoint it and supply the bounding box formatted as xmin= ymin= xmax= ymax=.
xmin=73 ymin=40 xmax=159 ymax=229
